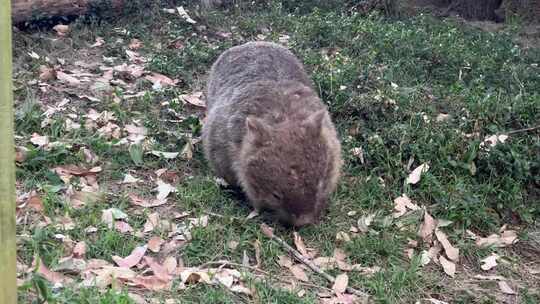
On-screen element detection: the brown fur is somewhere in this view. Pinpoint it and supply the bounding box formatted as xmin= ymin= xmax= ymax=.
xmin=202 ymin=41 xmax=342 ymax=227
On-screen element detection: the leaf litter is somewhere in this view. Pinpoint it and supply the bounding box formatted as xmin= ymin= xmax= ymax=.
xmin=13 ymin=12 xmax=532 ymax=304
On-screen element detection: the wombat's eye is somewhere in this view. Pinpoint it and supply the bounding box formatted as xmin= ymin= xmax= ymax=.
xmin=272 ymin=192 xmax=282 ymax=200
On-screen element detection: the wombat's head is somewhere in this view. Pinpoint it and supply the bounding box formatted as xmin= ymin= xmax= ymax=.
xmin=238 ymin=109 xmax=340 ymax=227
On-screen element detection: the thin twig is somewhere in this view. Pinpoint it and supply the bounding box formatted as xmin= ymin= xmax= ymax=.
xmin=203 ymin=211 xmax=243 ymax=221
xmin=505 ymin=125 xmax=540 ymax=135
xmin=200 ymin=260 xmax=269 ymax=275
xmin=260 ymin=224 xmax=370 ymax=300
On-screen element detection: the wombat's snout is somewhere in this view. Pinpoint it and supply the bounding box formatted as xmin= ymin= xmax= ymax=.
xmin=276 ymin=209 xmax=320 ymax=228
xmin=292 ymin=216 xmax=318 ymax=228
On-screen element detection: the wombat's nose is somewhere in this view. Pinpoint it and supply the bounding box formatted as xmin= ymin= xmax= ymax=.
xmin=292 ymin=214 xmax=317 ymax=227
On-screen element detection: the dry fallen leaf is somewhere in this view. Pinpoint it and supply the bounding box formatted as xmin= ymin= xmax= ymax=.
xmin=53 ymin=24 xmax=70 ymax=36
xmin=131 ymin=275 xmax=172 ymax=291
xmin=480 ymin=253 xmax=499 ymax=271
xmin=427 ymin=244 xmax=442 ymax=262
xmin=418 ymin=209 xmax=437 ymax=242
xmin=26 ymin=192 xmax=44 ymax=212
xmin=350 ymin=147 xmax=365 ymax=164
xmin=428 ymin=299 xmax=449 ymax=304
xmin=321 ymin=293 xmax=358 ymax=304
xmin=260 ymin=223 xmax=274 ymax=238
xmin=122 ymin=173 xmax=140 ymax=184
xmin=435 ymin=113 xmax=450 ymax=122
xmin=420 ymin=250 xmax=431 ymax=266
xmin=293 ymin=232 xmax=309 ymax=258
xmin=148 ymin=236 xmax=164 ymax=253
xmin=474 ymin=274 xmax=507 ymax=281
xmin=112 ymin=245 xmax=148 ymax=268
xmin=39 ymin=65 xmax=56 ymax=81
xmin=350 ymin=265 xmax=381 ymax=275
xmin=144 ymin=256 xmax=172 ymax=281
xmin=128 ymin=293 xmax=148 ymax=304
xmin=179 ymin=92 xmax=206 ymax=108
xmin=435 ymin=229 xmax=459 ymax=262
xmin=289 ymin=265 xmax=309 ymax=282
xmin=57 ymin=216 xmax=76 ymax=230
xmin=150 ymin=151 xmax=179 ymax=159
xmin=30 ymin=133 xmax=49 ymax=147
xmin=357 ymin=213 xmax=375 ymax=233
xmin=85 ymin=226 xmax=98 ymax=234
xmin=228 ymin=240 xmax=239 ymax=250
xmin=129 ymin=38 xmax=143 ymax=50
xmin=480 ymin=134 xmax=509 ymax=151
xmin=215 ymin=271 xmax=234 ymax=288
xmin=129 ymin=194 xmax=168 ymax=208
xmin=392 ymin=194 xmax=419 ymax=218
xmin=28 ymin=51 xmax=40 ymax=59
xmin=230 ymin=284 xmax=251 ymax=295
xmin=313 ymin=257 xmax=337 ymax=271
xmin=177 ymin=6 xmax=197 ymax=24
xmin=34 ymin=257 xmax=72 ymax=285
xmin=68 ymin=190 xmax=102 ymax=209
xmin=125 ymin=124 xmax=147 ymax=136
xmin=73 ymin=241 xmax=86 ymax=258
xmin=406 ymin=163 xmax=430 ymax=185
xmin=54 ymin=257 xmax=87 ymax=274
xmin=155 ymin=180 xmax=177 ymax=201
xmin=125 ymin=49 xmax=145 ymax=63
xmin=476 ymin=230 xmax=518 ymax=248
xmin=143 ymin=213 xmax=160 ymax=233
xmin=145 ymin=72 xmax=178 ymax=87
xmin=336 ymin=231 xmax=351 ymax=243
xmin=188 ymin=215 xmax=209 ymax=228
xmin=180 ymin=268 xmax=211 ymax=285
xmin=332 ymin=273 xmax=348 ymax=294
xmin=56 ymin=71 xmax=80 ymax=86
xmin=102 ymin=208 xmax=128 ymax=228
xmin=439 ymin=255 xmax=456 ymax=277
xmin=404 ymin=248 xmax=415 ymax=259
xmin=180 ymin=140 xmax=194 ymax=160
xmin=113 ymin=63 xmax=145 ymax=80
xmin=115 ymin=221 xmax=134 ymax=233
xmin=163 ymin=256 xmax=178 ymax=274
xmin=15 ymin=146 xmax=29 ymax=162
xmin=90 ymin=37 xmax=105 ymax=47
xmin=88 ymin=265 xmax=137 ymax=287
xmin=498 ymin=281 xmax=516 ymax=295
xmin=277 ymin=255 xmax=293 ymax=268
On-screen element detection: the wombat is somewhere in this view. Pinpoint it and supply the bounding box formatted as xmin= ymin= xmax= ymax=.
xmin=202 ymin=41 xmax=342 ymax=227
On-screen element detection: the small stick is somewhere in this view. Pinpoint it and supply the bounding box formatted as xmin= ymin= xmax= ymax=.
xmin=260 ymin=224 xmax=370 ymax=300
xmin=505 ymin=125 xmax=540 ymax=135
xmin=200 ymin=260 xmax=269 ymax=275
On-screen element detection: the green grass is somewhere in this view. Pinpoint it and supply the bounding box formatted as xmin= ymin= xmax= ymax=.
xmin=12 ymin=1 xmax=540 ymax=303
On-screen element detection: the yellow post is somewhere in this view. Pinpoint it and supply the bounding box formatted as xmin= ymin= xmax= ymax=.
xmin=0 ymin=0 xmax=17 ymax=303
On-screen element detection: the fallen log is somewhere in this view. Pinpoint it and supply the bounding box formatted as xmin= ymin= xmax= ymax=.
xmin=12 ymin=0 xmax=125 ymax=24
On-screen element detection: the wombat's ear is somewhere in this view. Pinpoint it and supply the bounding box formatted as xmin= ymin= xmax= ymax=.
xmin=303 ymin=110 xmax=326 ymax=136
xmin=246 ymin=116 xmax=270 ymax=145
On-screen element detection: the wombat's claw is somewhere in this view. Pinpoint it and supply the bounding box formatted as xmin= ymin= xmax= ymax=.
xmin=246 ymin=209 xmax=260 ymax=220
